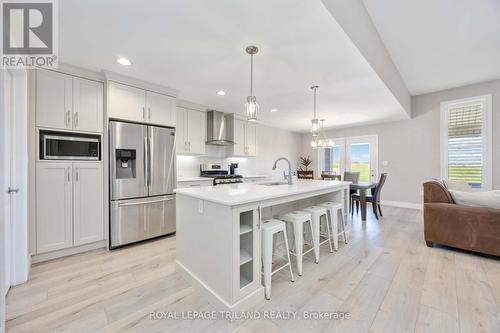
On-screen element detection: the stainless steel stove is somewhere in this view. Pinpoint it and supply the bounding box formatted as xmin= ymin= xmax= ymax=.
xmin=200 ymin=164 xmax=243 ymax=186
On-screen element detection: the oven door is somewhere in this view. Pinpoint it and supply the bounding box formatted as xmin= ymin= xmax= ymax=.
xmin=43 ymin=135 xmax=100 ymax=160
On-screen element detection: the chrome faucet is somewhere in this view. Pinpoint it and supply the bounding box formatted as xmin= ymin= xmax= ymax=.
xmin=272 ymin=157 xmax=293 ymax=185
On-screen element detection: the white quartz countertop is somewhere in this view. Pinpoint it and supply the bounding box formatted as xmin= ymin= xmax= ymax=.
xmin=175 ymin=180 xmax=350 ymax=206
xmin=241 ymin=175 xmax=268 ymax=179
xmin=177 ymin=175 xmax=267 ymax=182
xmin=177 ymin=177 xmax=214 ymax=182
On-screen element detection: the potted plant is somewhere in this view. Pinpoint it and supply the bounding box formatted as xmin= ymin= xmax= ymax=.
xmin=297 ymin=156 xmax=314 ymax=179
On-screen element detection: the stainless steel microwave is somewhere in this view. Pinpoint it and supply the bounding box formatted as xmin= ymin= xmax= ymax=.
xmin=40 ymin=132 xmax=101 ymax=160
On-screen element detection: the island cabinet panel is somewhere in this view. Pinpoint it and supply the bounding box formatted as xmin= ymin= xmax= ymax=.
xmin=232 ymin=204 xmax=261 ymax=302
xmin=175 ymin=194 xmax=236 ymax=304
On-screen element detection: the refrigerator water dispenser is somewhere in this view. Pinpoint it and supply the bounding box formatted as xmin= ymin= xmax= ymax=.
xmin=115 ymin=149 xmax=136 ymax=179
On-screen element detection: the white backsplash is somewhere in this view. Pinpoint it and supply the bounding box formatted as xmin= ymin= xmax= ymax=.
xmin=176 ymin=124 xmax=303 ymax=180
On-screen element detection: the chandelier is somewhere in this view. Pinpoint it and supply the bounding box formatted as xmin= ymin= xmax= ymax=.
xmin=310 ymin=86 xmax=333 ymax=149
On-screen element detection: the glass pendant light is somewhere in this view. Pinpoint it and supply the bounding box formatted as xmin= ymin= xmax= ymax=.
xmin=245 ymin=46 xmax=259 ymax=122
xmin=317 ymin=120 xmax=334 ymax=148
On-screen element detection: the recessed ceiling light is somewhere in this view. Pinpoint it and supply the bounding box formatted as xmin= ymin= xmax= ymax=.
xmin=271 ymin=108 xmax=278 ymax=112
xmin=116 ymin=57 xmax=132 ymax=66
xmin=216 ymin=90 xmax=226 ymax=96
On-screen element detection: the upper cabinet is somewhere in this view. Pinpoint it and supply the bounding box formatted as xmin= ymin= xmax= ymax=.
xmin=36 ymin=69 xmax=73 ymax=130
xmin=108 ymin=82 xmax=145 ymax=123
xmin=108 ymin=81 xmax=176 ymax=127
xmin=146 ymin=91 xmax=176 ymax=127
xmin=36 ymin=69 xmax=103 ymax=133
xmin=176 ymin=106 xmax=206 ymax=155
xmin=228 ymin=119 xmax=257 ymax=157
xmin=73 ymin=77 xmax=104 ymax=132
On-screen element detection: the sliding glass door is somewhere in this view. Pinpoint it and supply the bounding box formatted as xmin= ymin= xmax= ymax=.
xmin=320 ymin=135 xmax=377 ymax=183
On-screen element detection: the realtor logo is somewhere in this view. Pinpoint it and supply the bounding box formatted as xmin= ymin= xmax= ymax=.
xmin=1 ymin=0 xmax=58 ymax=68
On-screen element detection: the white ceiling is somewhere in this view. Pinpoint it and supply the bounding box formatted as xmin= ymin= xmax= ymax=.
xmin=59 ymin=0 xmax=407 ymax=132
xmin=363 ymin=0 xmax=500 ymax=96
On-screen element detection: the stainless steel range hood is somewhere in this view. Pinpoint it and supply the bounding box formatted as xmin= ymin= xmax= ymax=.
xmin=206 ymin=110 xmax=235 ymax=145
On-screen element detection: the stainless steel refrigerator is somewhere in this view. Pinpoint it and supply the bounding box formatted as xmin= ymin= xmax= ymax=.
xmin=109 ymin=121 xmax=176 ymax=248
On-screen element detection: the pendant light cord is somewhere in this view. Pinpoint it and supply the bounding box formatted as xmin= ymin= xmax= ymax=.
xmin=250 ymin=54 xmax=254 ymax=97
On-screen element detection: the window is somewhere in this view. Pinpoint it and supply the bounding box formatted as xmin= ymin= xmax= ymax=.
xmin=440 ymin=95 xmax=492 ymax=190
xmin=323 ymin=145 xmax=341 ymax=174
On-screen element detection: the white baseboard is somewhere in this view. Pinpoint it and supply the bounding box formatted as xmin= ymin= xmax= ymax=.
xmin=31 ymin=241 xmax=106 ymax=264
xmin=175 ymin=260 xmax=264 ymax=311
xmin=381 ymin=200 xmax=423 ymax=210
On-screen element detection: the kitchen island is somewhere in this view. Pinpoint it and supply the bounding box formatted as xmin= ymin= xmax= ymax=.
xmin=175 ymin=180 xmax=350 ymax=310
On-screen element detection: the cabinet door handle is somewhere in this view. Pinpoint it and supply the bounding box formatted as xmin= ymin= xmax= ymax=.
xmin=74 ymin=112 xmax=79 ymax=128
xmin=75 ymin=167 xmax=79 ymax=182
xmin=143 ymin=107 xmax=146 ymax=120
xmin=66 ymin=167 xmax=71 ymax=182
xmin=66 ymin=110 xmax=71 ymax=127
xmin=188 ymin=141 xmax=191 ymax=152
xmin=148 ymin=107 xmax=151 ymax=121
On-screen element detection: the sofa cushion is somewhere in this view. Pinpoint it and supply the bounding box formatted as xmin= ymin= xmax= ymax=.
xmin=449 ymin=190 xmax=500 ymax=209
xmin=443 ymin=179 xmax=474 ymax=192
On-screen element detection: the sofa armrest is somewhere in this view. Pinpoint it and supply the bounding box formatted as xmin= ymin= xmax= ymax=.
xmin=423 ymin=180 xmax=453 ymax=204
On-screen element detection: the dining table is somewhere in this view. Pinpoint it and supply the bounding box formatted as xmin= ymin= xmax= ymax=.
xmin=350 ymin=182 xmax=377 ymax=221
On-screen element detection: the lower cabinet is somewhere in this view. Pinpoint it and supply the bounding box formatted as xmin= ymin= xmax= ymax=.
xmin=232 ymin=204 xmax=261 ymax=301
xmin=36 ymin=162 xmax=73 ymax=253
xmin=36 ymin=162 xmax=104 ymax=254
xmin=73 ymin=163 xmax=104 ymax=246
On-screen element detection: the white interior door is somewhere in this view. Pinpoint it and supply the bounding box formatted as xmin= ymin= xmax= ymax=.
xmin=2 ymin=71 xmax=12 ymax=296
xmin=346 ymin=136 xmax=378 ymax=183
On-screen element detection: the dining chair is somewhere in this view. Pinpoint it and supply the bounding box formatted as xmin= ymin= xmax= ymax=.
xmin=352 ymin=173 xmax=388 ymax=220
xmin=343 ymin=171 xmax=360 ymax=212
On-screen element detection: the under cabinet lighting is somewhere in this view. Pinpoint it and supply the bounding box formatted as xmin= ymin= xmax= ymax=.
xmin=216 ymin=90 xmax=226 ymax=96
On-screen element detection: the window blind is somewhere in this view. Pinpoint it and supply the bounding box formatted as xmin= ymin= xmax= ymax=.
xmin=447 ymin=103 xmax=483 ymax=187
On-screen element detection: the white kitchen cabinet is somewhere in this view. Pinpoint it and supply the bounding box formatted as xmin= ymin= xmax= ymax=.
xmin=245 ymin=122 xmax=257 ymax=156
xmin=73 ymin=77 xmax=103 ymax=132
xmin=36 ymin=69 xmax=73 ymax=130
xmin=73 ymin=163 xmax=104 ymax=246
xmin=36 ymin=162 xmax=104 ymax=254
xmin=146 ymin=91 xmax=176 ymax=127
xmin=176 ymin=106 xmax=206 ymax=155
xmin=36 ymin=162 xmax=73 ymax=253
xmin=228 ymin=119 xmax=257 ymax=157
xmin=108 ymin=82 xmax=176 ymax=127
xmin=176 ymin=179 xmax=213 ymax=189
xmin=108 ymin=81 xmax=146 ymax=122
xmin=36 ymin=69 xmax=104 ymax=133
xmin=233 ymin=204 xmax=261 ymax=301
xmin=232 ymin=118 xmax=246 ymax=156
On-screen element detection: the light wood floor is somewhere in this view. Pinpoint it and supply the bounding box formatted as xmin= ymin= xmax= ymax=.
xmin=6 ymin=206 xmax=500 ymax=333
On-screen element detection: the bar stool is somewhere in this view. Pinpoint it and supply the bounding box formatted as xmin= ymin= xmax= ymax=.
xmin=281 ymin=211 xmax=315 ymax=276
xmin=261 ymin=219 xmax=294 ymax=300
xmin=318 ymin=201 xmax=348 ymax=249
xmin=302 ymin=206 xmax=333 ymax=262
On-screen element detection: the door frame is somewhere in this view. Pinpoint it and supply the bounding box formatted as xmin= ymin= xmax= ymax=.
xmin=317 ymin=134 xmax=378 ymax=183
xmin=1 ymin=68 xmax=30 ymax=308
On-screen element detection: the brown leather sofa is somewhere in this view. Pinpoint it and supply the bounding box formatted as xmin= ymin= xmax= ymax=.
xmin=423 ymin=180 xmax=500 ymax=256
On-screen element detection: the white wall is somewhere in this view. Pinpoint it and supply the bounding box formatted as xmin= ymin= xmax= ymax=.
xmin=177 ymin=124 xmax=303 ymax=180
xmin=301 ymin=79 xmax=500 ymax=205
